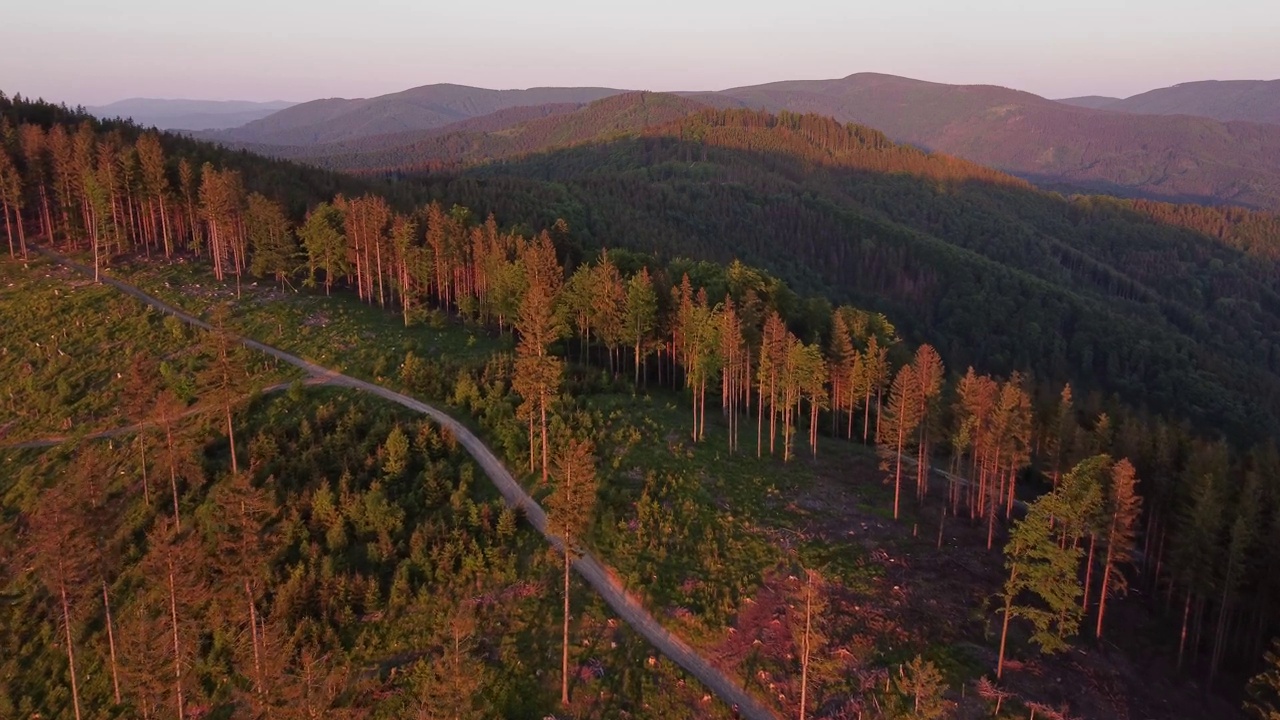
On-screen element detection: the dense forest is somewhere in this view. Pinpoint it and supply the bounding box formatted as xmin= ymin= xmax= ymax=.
xmin=5 ymin=91 xmax=1280 ymax=719
xmin=380 ymin=104 xmax=1280 ymax=444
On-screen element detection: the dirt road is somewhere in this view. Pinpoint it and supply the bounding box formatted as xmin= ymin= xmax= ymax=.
xmin=36 ymin=249 xmax=779 ymax=720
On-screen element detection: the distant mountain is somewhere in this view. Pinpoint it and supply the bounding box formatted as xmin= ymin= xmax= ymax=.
xmin=1105 ymin=80 xmax=1280 ymax=125
xmin=291 ymin=92 xmax=707 ymax=172
xmin=204 ymin=74 xmax=1280 ymax=209
xmin=680 ymin=73 xmax=1280 ymax=209
xmin=1056 ymin=95 xmax=1121 ymax=110
xmin=87 ymin=98 xmax=296 ymax=130
xmin=206 ymin=84 xmax=627 ymax=146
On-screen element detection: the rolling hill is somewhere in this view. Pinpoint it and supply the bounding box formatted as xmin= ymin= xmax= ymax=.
xmin=1060 ymin=80 xmax=1280 ymax=125
xmin=220 ymin=74 xmax=1280 ymax=210
xmin=203 ymin=84 xmax=626 ymax=146
xmin=87 ymin=98 xmax=296 ymax=130
xmin=683 ymin=73 xmax=1280 ymax=209
xmin=297 ymin=92 xmax=708 ymax=172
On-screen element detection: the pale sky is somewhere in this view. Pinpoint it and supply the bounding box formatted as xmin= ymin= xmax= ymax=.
xmin=2 ymin=0 xmax=1276 ymax=106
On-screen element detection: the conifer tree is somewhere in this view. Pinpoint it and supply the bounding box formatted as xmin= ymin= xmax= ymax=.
xmin=591 ymin=250 xmax=626 ymax=375
xmin=997 ymin=480 xmax=1084 ymax=678
xmin=1212 ymin=475 xmax=1261 ymax=684
xmin=513 ymin=230 xmax=565 ymax=484
xmin=862 ymin=335 xmax=890 ymax=443
xmin=26 ymin=471 xmax=93 ymax=720
xmin=135 ymin=132 xmax=172 ymax=255
xmin=890 ymin=655 xmax=952 ymax=719
xmin=623 ymin=266 xmax=658 ymax=386
xmin=880 ymin=364 xmax=923 ymax=519
xmin=299 ymin=202 xmax=348 ymax=295
xmin=795 ymin=568 xmax=827 ymax=720
xmin=547 ymin=438 xmax=598 ymax=706
xmin=410 ymin=602 xmax=487 ymax=719
xmin=0 ymin=147 xmax=24 ymax=258
xmin=246 ymin=192 xmax=296 ymax=287
xmin=1096 ymin=458 xmax=1142 ymax=639
xmin=1174 ymin=469 xmax=1223 ymax=670
xmin=912 ymin=344 xmax=945 ymax=502
xmin=204 ymin=303 xmax=252 ymax=474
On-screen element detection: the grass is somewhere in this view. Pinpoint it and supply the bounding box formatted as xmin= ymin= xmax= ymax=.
xmin=0 ymin=257 xmax=297 ymax=445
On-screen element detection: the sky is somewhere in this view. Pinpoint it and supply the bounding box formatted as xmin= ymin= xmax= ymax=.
xmin=2 ymin=0 xmax=1277 ymax=106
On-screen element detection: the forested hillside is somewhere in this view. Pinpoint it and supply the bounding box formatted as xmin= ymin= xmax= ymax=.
xmin=1101 ymin=80 xmax=1280 ymax=126
xmin=380 ymin=106 xmax=1280 ymax=445
xmin=688 ymin=73 xmax=1280 ymax=209
xmin=296 ymin=92 xmax=708 ymax=173
xmin=203 ymin=84 xmax=625 ymax=146
xmin=6 ymin=91 xmax=1280 ymax=719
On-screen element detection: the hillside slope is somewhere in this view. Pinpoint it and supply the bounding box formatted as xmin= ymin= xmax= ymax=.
xmin=419 ymin=109 xmax=1280 ymax=440
xmin=686 ymin=73 xmax=1280 ymax=209
xmin=1106 ymin=79 xmax=1280 ymax=125
xmin=302 ymin=92 xmax=708 ymax=172
xmin=206 ymin=84 xmax=625 ymax=145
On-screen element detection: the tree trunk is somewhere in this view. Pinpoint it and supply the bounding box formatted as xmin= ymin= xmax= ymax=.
xmin=225 ymin=406 xmax=238 ymax=475
xmin=540 ymin=396 xmax=549 ymax=485
xmin=103 ymin=581 xmax=122 ymax=704
xmin=893 ymin=418 xmax=906 ymax=520
xmin=168 ymin=553 xmax=185 ymax=720
xmin=60 ymin=578 xmax=83 ymax=720
xmin=139 ymin=434 xmax=150 ymax=506
xmin=1177 ymin=589 xmax=1191 ymax=671
xmin=166 ymin=420 xmax=181 ymax=529
xmin=800 ymin=570 xmax=813 ymax=720
xmin=1096 ymin=543 xmax=1114 ymax=638
xmin=1082 ymin=534 xmax=1096 ymax=614
xmin=246 ymin=580 xmax=263 ymax=697
xmin=3 ymin=200 xmax=15 ymax=257
xmin=562 ymin=545 xmax=571 ymax=707
xmin=997 ymin=571 xmax=1015 ymax=678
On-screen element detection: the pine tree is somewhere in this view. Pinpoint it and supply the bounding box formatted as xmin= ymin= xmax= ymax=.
xmin=890 ymin=655 xmax=952 ymax=719
xmin=204 ymin=303 xmax=253 ymax=475
xmin=410 ymin=603 xmax=487 ymax=719
xmin=512 ymin=231 xmax=565 ymax=484
xmin=1212 ymin=475 xmax=1261 ymax=685
xmin=1096 ymin=458 xmax=1142 ymax=639
xmin=880 ymin=364 xmax=923 ymax=519
xmin=246 ymin=192 xmax=297 ymax=287
xmin=0 ymin=147 xmax=24 ymax=259
xmin=299 ymin=202 xmax=348 ymax=295
xmin=25 ymin=470 xmax=94 ymax=720
xmin=591 ymin=250 xmax=626 ymax=375
xmin=623 ymin=267 xmax=658 ymax=386
xmin=863 ymin=336 xmax=890 ymax=444
xmin=997 ymin=484 xmax=1084 ymax=677
xmin=912 ymin=344 xmax=945 ymax=503
xmin=547 ymin=438 xmax=598 ymax=706
xmin=795 ymin=568 xmax=827 ymax=720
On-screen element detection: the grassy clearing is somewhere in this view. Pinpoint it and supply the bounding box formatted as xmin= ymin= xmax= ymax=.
xmin=1 ymin=373 xmax=732 ymax=719
xmin=0 ymin=257 xmax=298 ymax=445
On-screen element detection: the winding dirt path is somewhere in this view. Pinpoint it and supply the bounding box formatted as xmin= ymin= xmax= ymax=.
xmin=36 ymin=250 xmax=779 ymax=720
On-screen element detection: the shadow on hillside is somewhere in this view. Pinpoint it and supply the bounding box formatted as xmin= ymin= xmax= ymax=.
xmin=405 ymin=134 xmax=1280 ymax=445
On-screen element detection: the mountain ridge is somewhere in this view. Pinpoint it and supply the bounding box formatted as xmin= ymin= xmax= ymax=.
xmin=88 ymin=97 xmax=297 ymax=130
xmin=204 ymin=84 xmax=627 ymax=145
